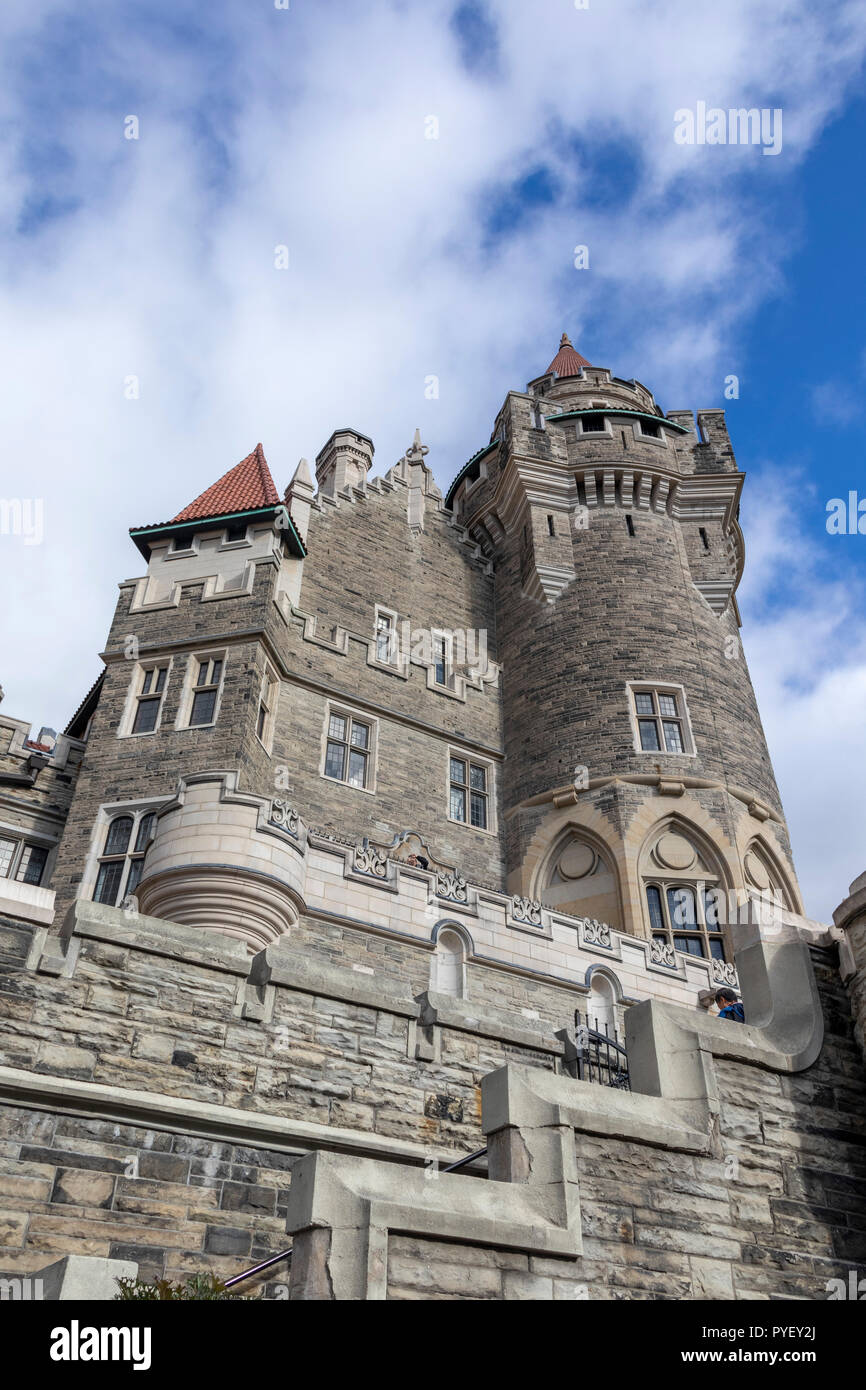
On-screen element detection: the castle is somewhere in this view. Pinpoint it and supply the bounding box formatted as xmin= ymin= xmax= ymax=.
xmin=1 ymin=334 xmax=864 ymax=1301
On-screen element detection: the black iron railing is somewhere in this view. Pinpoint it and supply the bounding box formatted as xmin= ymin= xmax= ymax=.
xmin=572 ymin=1010 xmax=630 ymax=1090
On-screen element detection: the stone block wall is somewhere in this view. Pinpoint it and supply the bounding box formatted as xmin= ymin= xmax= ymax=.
xmin=0 ymin=907 xmax=862 ymax=1300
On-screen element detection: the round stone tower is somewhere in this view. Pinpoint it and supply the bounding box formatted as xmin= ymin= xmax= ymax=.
xmin=447 ymin=335 xmax=803 ymax=953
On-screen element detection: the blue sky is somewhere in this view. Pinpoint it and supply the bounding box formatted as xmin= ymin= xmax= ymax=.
xmin=0 ymin=0 xmax=864 ymax=918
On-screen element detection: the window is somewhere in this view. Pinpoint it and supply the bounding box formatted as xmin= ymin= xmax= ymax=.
xmin=433 ymin=635 xmax=448 ymax=687
xmin=449 ymin=756 xmax=489 ymax=830
xmin=640 ymin=419 xmax=662 ymax=439
xmin=16 ymin=844 xmax=49 ymax=885
xmin=699 ymin=527 xmax=710 ymax=551
xmin=132 ymin=666 xmax=167 ymax=735
xmin=189 ymin=657 xmax=223 ymax=727
xmin=629 ymin=685 xmax=692 ymax=755
xmin=0 ymin=836 xmax=50 ymax=887
xmin=625 ymin=514 xmax=635 ymax=537
xmin=580 ymin=414 xmax=607 ymax=434
xmin=324 ymin=711 xmax=371 ymax=789
xmin=256 ymin=666 xmax=278 ymax=749
xmin=646 ymin=882 xmax=726 ymax=961
xmin=375 ymin=610 xmax=396 ymax=664
xmin=93 ymin=811 xmax=155 ymax=906
xmin=547 ymin=514 xmax=555 ymax=536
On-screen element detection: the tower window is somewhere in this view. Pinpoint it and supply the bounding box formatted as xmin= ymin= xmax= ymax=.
xmin=131 ymin=666 xmax=168 ymax=735
xmin=93 ymin=810 xmax=156 ymax=907
xmin=625 ymin=514 xmax=635 ymax=536
xmin=699 ymin=527 xmax=710 ymax=551
xmin=323 ymin=708 xmax=375 ymax=790
xmin=639 ymin=419 xmax=662 ymax=439
xmin=628 ymin=683 xmax=694 ymax=756
xmin=256 ymin=665 xmax=279 ymax=750
xmin=646 ymin=881 xmax=726 ymax=961
xmin=580 ymin=414 xmax=607 ymax=434
xmin=189 ymin=657 xmax=224 ymax=727
xmin=547 ymin=514 xmax=555 ymax=536
xmin=448 ymin=754 xmax=491 ymax=830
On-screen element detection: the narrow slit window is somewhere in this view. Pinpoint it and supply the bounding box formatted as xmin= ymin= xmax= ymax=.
xmin=625 ymin=514 xmax=635 ymax=536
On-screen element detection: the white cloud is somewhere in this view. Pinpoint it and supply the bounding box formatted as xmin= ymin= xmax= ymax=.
xmin=738 ymin=470 xmax=866 ymax=920
xmin=0 ymin=0 xmax=864 ymax=916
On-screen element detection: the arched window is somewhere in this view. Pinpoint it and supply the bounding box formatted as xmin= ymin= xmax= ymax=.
xmin=645 ymin=882 xmax=726 ymax=960
xmin=432 ymin=928 xmax=467 ymax=998
xmin=641 ymin=824 xmax=729 ymax=961
xmin=93 ymin=812 xmax=156 ymax=907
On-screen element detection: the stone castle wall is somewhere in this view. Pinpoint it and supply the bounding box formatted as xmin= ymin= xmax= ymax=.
xmin=1 ymin=903 xmax=863 ymax=1300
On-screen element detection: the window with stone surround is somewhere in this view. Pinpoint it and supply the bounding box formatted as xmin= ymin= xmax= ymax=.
xmin=374 ymin=606 xmax=398 ymax=665
xmin=256 ymin=664 xmax=279 ymax=752
xmin=131 ymin=664 xmax=168 ymax=735
xmin=448 ymin=750 xmax=494 ymax=832
xmin=321 ymin=705 xmax=377 ymax=792
xmin=0 ymin=835 xmax=50 ymax=886
xmin=579 ymin=413 xmax=608 ymax=434
xmin=432 ymin=631 xmax=453 ymax=688
xmin=627 ymin=682 xmax=695 ymax=756
xmin=93 ymin=810 xmax=156 ymax=907
xmin=645 ymin=881 xmax=726 ymax=961
xmin=174 ymin=651 xmax=227 ymax=731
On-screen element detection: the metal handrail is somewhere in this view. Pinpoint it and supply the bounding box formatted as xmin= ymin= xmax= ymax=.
xmin=224 ymin=1247 xmax=293 ymax=1290
xmin=223 ymin=1147 xmax=488 ymax=1290
xmin=442 ymin=1146 xmax=487 ymax=1173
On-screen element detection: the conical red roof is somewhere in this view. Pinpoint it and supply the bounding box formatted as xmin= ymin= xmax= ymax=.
xmin=171 ymin=443 xmax=280 ymax=522
xmin=545 ymin=332 xmax=590 ymax=377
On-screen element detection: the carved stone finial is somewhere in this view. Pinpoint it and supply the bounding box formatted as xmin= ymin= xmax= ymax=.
xmin=406 ymin=428 xmax=430 ymax=464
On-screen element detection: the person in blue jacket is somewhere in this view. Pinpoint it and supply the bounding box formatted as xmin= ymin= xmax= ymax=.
xmin=715 ymin=988 xmax=745 ymax=1022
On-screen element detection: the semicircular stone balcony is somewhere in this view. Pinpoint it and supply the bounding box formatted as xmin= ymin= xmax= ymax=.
xmin=136 ymin=772 xmax=305 ymax=953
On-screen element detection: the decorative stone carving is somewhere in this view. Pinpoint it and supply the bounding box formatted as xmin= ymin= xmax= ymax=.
xmin=711 ymin=958 xmax=739 ymax=988
xmin=353 ymin=841 xmax=388 ymax=879
xmin=581 ymin=918 xmax=612 ymax=949
xmin=435 ymin=871 xmax=469 ymax=904
xmin=512 ymin=896 xmax=543 ymax=927
xmin=650 ymin=938 xmax=677 ymax=969
xmin=269 ymin=800 xmax=299 ymax=837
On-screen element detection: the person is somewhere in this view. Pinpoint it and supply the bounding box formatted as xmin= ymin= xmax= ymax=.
xmin=715 ymin=988 xmax=745 ymax=1023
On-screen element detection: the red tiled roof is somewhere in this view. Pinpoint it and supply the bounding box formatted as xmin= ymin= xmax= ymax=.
xmin=170 ymin=443 xmax=280 ymax=523
xmin=545 ymin=332 xmax=591 ymax=377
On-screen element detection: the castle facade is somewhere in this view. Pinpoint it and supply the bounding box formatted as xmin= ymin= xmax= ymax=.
xmin=1 ymin=336 xmax=864 ymax=1301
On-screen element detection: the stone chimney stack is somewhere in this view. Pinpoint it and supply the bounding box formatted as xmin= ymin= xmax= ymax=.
xmin=315 ymin=428 xmax=374 ymax=498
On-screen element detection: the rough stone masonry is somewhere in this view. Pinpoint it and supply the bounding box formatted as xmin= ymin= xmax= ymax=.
xmin=0 ymin=336 xmax=863 ymax=1299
